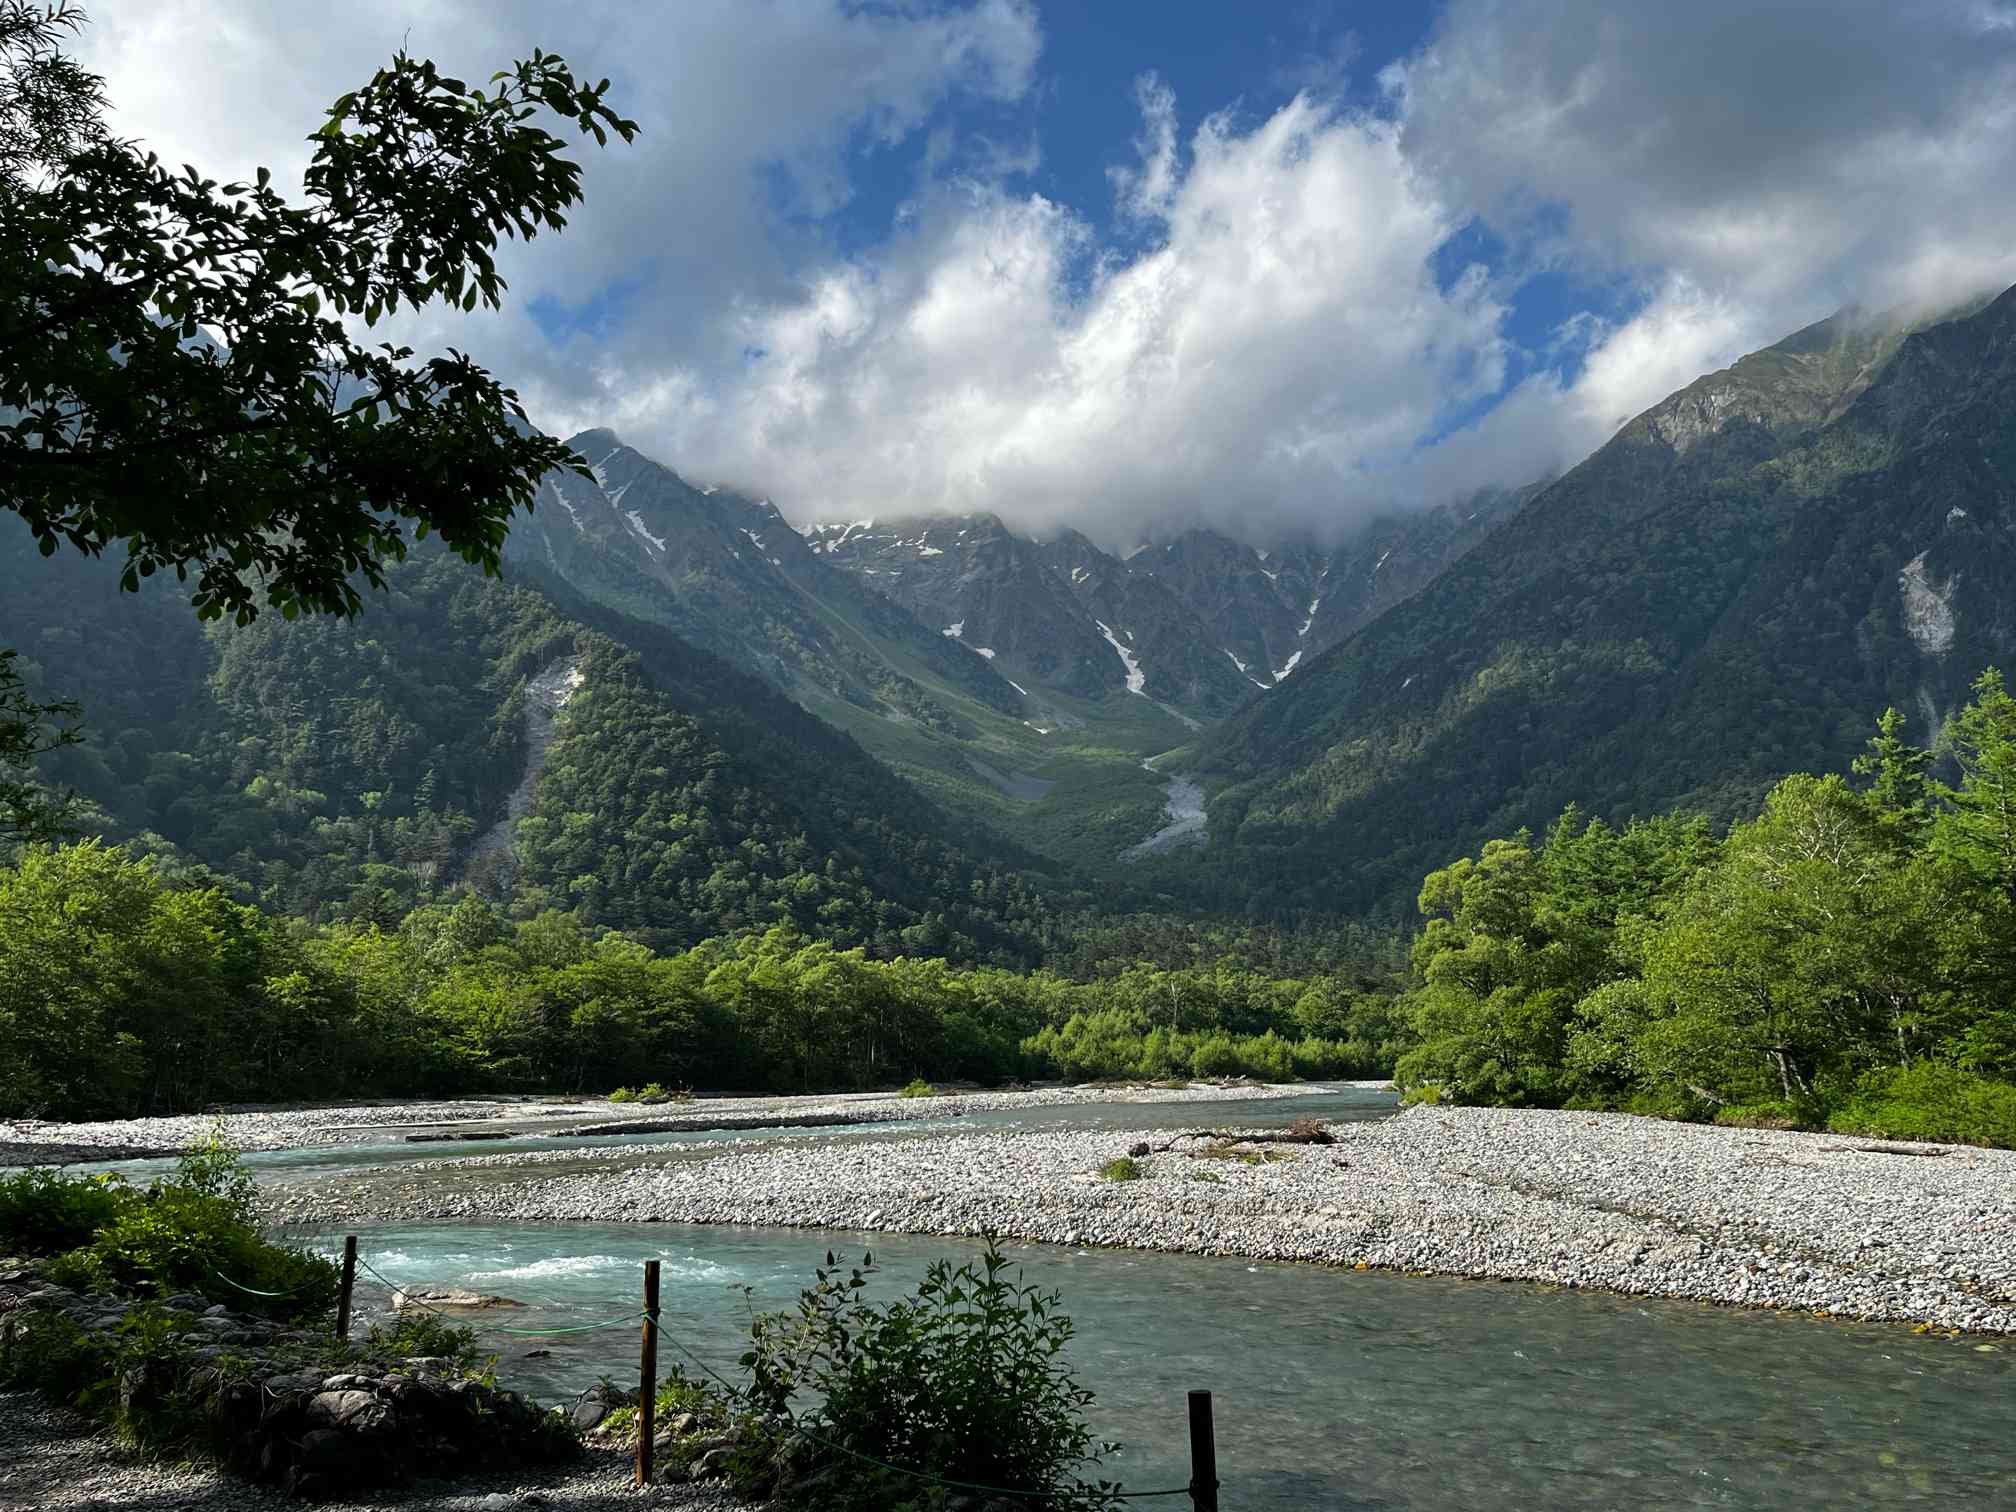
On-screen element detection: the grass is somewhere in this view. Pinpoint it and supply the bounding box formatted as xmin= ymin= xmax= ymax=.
xmin=1186 ymin=1144 xmax=1295 ymax=1166
xmin=1099 ymin=1157 xmax=1142 ymax=1182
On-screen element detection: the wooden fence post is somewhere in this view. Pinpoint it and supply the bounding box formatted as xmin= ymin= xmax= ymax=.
xmin=335 ymin=1236 xmax=357 ymax=1341
xmin=1188 ymin=1389 xmax=1218 ymax=1512
xmin=636 ymin=1260 xmax=661 ymax=1488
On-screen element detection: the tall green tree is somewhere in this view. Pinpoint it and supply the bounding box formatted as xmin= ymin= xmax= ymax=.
xmin=0 ymin=2 xmax=637 ymax=624
xmin=0 ymin=646 xmax=78 ymax=843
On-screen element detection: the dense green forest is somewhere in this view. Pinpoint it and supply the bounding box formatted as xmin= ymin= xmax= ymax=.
xmin=0 ymin=851 xmax=1400 ymax=1119
xmin=1393 ymin=672 xmax=2016 ymax=1145
xmin=9 ymin=675 xmax=2016 ymax=1148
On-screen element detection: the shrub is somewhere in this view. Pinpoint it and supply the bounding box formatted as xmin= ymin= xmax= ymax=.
xmin=1285 ymin=1116 xmax=1334 ymax=1144
xmin=1827 ymin=1063 xmax=2016 ymax=1149
xmin=1099 ymin=1157 xmax=1140 ymax=1182
xmin=0 ymin=1168 xmax=127 ymax=1254
xmin=739 ymin=1243 xmax=1122 ymax=1510
xmin=896 ymin=1077 xmax=935 ymax=1099
xmin=47 ymin=1185 xmax=338 ymax=1317
xmin=1714 ymin=1095 xmax=1825 ymax=1132
xmin=365 ymin=1311 xmax=479 ymax=1364
xmin=609 ymin=1086 xmax=637 ymax=1103
xmin=8 ymin=1140 xmax=336 ymax=1321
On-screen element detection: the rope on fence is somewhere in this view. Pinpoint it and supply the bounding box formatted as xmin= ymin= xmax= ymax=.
xmin=207 ymin=1264 xmax=310 ymax=1299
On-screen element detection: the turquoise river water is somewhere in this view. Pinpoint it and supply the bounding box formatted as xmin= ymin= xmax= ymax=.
xmin=122 ymin=1091 xmax=2016 ymax=1509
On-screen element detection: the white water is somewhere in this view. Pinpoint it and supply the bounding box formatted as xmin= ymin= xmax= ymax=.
xmin=1123 ymin=760 xmax=1206 ymax=858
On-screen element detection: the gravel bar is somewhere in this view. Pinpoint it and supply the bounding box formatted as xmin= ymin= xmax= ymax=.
xmin=0 ymin=1390 xmax=749 ymax=1512
xmin=1 ymin=1082 xmax=1314 ymax=1165
xmin=279 ymin=1105 xmax=2016 ymax=1333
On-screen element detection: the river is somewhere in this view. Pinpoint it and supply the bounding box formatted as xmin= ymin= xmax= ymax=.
xmin=225 ymin=1091 xmax=2014 ymax=1509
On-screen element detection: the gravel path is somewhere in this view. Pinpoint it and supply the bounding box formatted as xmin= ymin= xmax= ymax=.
xmin=277 ymin=1105 xmax=2016 ymax=1333
xmin=1 ymin=1083 xmax=1316 ymax=1165
xmin=0 ymin=1390 xmax=749 ymax=1512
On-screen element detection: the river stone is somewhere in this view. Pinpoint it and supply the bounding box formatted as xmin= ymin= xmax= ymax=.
xmin=305 ymin=1389 xmax=394 ymax=1438
xmin=392 ymin=1288 xmax=524 ymax=1311
xmin=569 ymin=1398 xmax=608 ymax=1431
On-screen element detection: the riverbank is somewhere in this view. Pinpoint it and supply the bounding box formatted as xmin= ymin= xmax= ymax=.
xmin=0 ymin=1081 xmax=1333 ymax=1166
xmin=275 ymin=1104 xmax=2016 ymax=1333
xmin=0 ymin=1389 xmax=747 ymax=1512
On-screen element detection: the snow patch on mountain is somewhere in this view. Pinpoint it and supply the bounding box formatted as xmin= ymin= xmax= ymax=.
xmin=1275 ymin=649 xmax=1303 ymax=680
xmin=943 ymin=622 xmax=964 ymax=638
xmin=625 ymin=511 xmax=667 ymax=554
xmin=542 ymin=481 xmax=582 ymax=530
xmin=1095 ymin=620 xmax=1147 ymax=694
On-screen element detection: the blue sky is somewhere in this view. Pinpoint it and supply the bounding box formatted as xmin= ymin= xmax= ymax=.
xmin=80 ymin=0 xmax=2016 ymax=545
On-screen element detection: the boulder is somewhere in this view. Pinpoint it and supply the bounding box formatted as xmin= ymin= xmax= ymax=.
xmin=305 ymin=1388 xmax=398 ymax=1441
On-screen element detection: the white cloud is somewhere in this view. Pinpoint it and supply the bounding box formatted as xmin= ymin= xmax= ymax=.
xmin=1108 ymin=73 xmax=1178 ymax=222
xmin=75 ymin=0 xmax=1045 ymax=394
xmin=575 ymin=88 xmax=1507 ymax=545
xmin=1407 ymin=278 xmax=1760 ymax=499
xmin=65 ymin=0 xmax=2016 ymax=547
xmin=1383 ymin=0 xmax=2016 ymax=487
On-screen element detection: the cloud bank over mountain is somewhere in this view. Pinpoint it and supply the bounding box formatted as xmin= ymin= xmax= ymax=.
xmin=80 ymin=0 xmax=2016 ymax=548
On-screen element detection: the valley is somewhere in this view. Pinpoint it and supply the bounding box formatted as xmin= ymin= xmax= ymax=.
xmin=7 ymin=9 xmax=2016 ymax=1505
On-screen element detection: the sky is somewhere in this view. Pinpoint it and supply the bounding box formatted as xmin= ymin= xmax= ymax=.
xmin=77 ymin=0 xmax=2016 ymax=548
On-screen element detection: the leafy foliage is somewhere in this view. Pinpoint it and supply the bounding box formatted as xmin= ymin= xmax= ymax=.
xmin=738 ymin=1243 xmax=1122 ymax=1511
xmin=0 ymin=645 xmax=79 ymax=843
xmin=1825 ymin=1062 xmax=2016 ymax=1148
xmin=0 ymin=3 xmax=635 ymax=624
xmin=0 ymin=1145 xmax=336 ymax=1318
xmin=1393 ymin=680 xmax=2016 ymax=1144
xmin=0 ymin=842 xmax=1397 ymax=1118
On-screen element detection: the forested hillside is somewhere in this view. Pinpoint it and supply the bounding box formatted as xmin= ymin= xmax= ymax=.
xmin=0 ymin=523 xmax=1064 ymax=962
xmin=1190 ymin=287 xmax=2016 ymax=915
xmin=1393 ymin=675 xmax=2016 ymax=1146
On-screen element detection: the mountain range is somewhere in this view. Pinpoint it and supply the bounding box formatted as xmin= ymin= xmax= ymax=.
xmin=6 ymin=283 xmax=2013 ymax=933
xmin=501 ymin=426 xmax=1530 ymax=872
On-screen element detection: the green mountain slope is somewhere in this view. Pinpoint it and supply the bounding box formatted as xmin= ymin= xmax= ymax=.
xmin=1189 ymin=287 xmax=2016 ymax=915
xmin=0 ymin=527 xmax=1063 ymax=961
